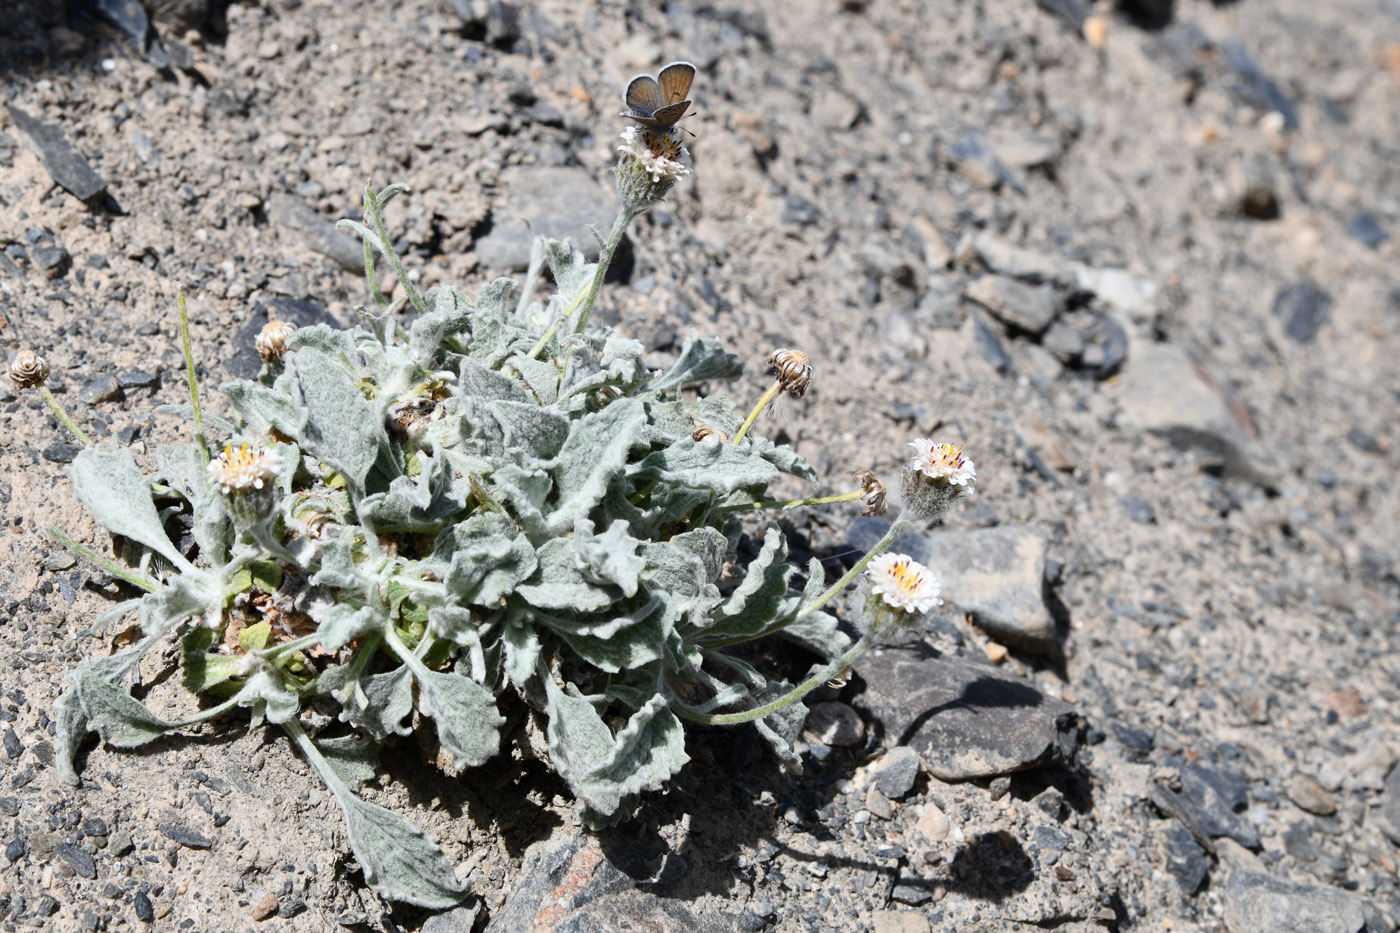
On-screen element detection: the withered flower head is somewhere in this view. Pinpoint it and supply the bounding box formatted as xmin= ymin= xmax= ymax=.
xmin=851 ymin=469 xmax=887 ymax=516
xmin=768 ymin=348 xmax=812 ymax=399
xmin=256 ymin=320 xmax=298 ymax=363
xmin=691 ymin=425 xmax=729 ymax=444
xmin=8 ymin=350 xmax=49 ymax=391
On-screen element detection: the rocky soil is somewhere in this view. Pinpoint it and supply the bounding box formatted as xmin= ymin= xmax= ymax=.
xmin=2 ymin=0 xmax=1400 ymax=930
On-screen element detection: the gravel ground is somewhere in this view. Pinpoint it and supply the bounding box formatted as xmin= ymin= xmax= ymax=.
xmin=2 ymin=0 xmax=1400 ymax=930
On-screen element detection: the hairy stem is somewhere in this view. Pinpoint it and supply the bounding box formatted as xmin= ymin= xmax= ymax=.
xmin=732 ymin=381 xmax=782 ymax=446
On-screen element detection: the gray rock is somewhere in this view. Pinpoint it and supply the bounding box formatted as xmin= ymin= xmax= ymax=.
xmin=1345 ymin=213 xmax=1388 ymax=249
xmin=1119 ymin=495 xmax=1156 ymax=524
xmin=946 ymin=132 xmax=1017 ymax=192
xmin=804 ymin=701 xmax=865 ymax=747
xmin=972 ymin=233 xmax=1061 ymax=281
xmin=266 ymin=192 xmax=365 ymax=272
xmin=157 ymin=822 xmax=211 ymax=849
xmin=476 ymin=166 xmax=616 ymax=272
xmin=422 ymin=903 xmax=482 ymax=932
xmin=914 ymin=275 xmax=961 ymax=329
xmin=486 ymin=832 xmax=741 ymax=933
xmin=1273 ymin=279 xmax=1333 ymax=344
xmin=965 ymin=275 xmax=1057 ymax=335
xmin=1035 ymin=0 xmax=1088 ymax=31
xmin=1284 ymin=773 xmax=1337 ymax=816
xmin=870 ymin=747 xmax=921 ymax=799
xmin=852 ymin=648 xmax=1079 ymax=781
xmin=1150 ymin=762 xmax=1260 ymax=850
xmin=31 ymin=246 xmax=71 ymax=278
xmin=1117 ymin=341 xmax=1280 ymax=486
xmin=5 ymin=105 xmax=108 ymax=203
xmin=1040 ymin=319 xmax=1084 ymax=362
xmin=228 ymin=298 xmax=342 ymax=379
xmin=812 ymin=91 xmax=862 ymax=130
xmin=42 ymin=443 xmax=82 ymax=464
xmin=1221 ymin=869 xmax=1365 ymax=933
xmin=1159 ymin=821 xmax=1209 ymax=894
xmin=78 ymin=375 xmax=122 ymax=405
xmin=917 ymin=525 xmax=1060 ymax=654
xmin=971 ymin=313 xmax=1013 ymax=374
xmin=1377 ymin=765 xmax=1400 ymax=845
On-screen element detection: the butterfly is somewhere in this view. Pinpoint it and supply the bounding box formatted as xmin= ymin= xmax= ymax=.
xmin=620 ymin=61 xmax=696 ymax=129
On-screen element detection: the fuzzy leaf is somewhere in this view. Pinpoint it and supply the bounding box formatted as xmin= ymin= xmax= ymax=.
xmin=547 ymin=398 xmax=647 ymax=535
xmin=70 ymin=447 xmax=193 ymax=573
xmin=359 ymin=447 xmax=464 ymax=531
xmin=774 ymin=557 xmax=851 ymax=659
xmin=310 ymin=539 xmax=360 ymax=589
xmin=220 ymin=379 xmax=303 ymax=437
xmin=633 ymin=438 xmax=780 ymax=495
xmin=435 ymin=512 xmax=538 ymax=606
xmin=317 ymin=734 xmax=379 ymax=788
xmin=235 ymin=670 xmax=302 ymax=725
xmin=515 ymin=537 xmax=621 ymax=612
xmin=340 ymin=664 xmax=413 ymax=739
xmin=639 ymin=527 xmax=727 ymax=626
xmin=55 ymin=634 xmax=149 ymax=785
xmin=539 ymin=597 xmax=670 ymax=673
xmin=288 ymin=347 xmax=385 ymax=495
xmin=157 ymin=443 xmax=231 ymax=566
xmin=543 ymin=681 xmax=689 ymax=818
xmin=337 ymin=789 xmax=471 ymax=908
xmin=697 ymin=526 xmax=792 ymax=640
xmin=646 ymin=335 xmax=743 ymax=393
xmin=413 ymin=669 xmax=504 ymax=771
xmin=72 ymin=673 xmax=179 ymax=748
xmin=318 ymin=603 xmax=385 ymax=652
xmin=490 ymin=464 xmax=551 ymax=540
xmin=573 ymin=519 xmax=646 ymax=597
xmin=488 ymin=400 xmax=570 ymax=462
xmin=507 ymin=355 xmax=563 ymax=407
xmin=749 ymin=435 xmax=819 ymax=485
xmin=456 ymin=357 xmax=530 ymax=404
xmin=139 ymin=575 xmax=215 ymax=638
xmin=501 ymin=615 xmax=539 ymax=690
xmin=751 ymin=681 xmax=807 ymax=773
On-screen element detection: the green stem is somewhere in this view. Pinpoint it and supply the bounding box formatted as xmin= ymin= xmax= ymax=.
xmin=524 ymin=287 xmax=589 ymax=361
xmin=367 ymin=187 xmax=429 ymax=318
xmin=674 ymin=632 xmax=876 ymax=726
xmin=282 ymin=715 xmax=352 ymax=799
xmin=714 ymin=490 xmax=862 ymax=515
xmin=38 ymin=386 xmax=91 ymax=447
xmin=175 ymin=284 xmax=208 ymax=467
xmin=255 ymin=632 xmax=323 ymax=663
xmin=572 ymin=207 xmax=638 ymax=336
xmin=48 ymin=528 xmax=158 ymax=591
xmin=732 ymin=381 xmax=782 ymax=446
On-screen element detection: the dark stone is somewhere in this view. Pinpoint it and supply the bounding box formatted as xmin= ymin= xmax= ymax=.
xmin=133 ymin=890 xmax=154 ymax=923
xmin=1113 ymin=724 xmax=1155 ymax=755
xmin=965 ymin=275 xmax=1058 ymax=335
xmin=78 ymin=375 xmax=123 ymax=405
xmin=5 ymin=838 xmax=25 ymax=862
xmin=1035 ymin=0 xmax=1088 ymax=32
xmin=1119 ymin=495 xmax=1156 ymax=524
xmin=1031 ymin=824 xmax=1069 ymax=865
xmin=1376 ymin=764 xmax=1400 ymax=845
xmin=972 ymin=313 xmax=1013 ymax=375
xmin=1222 ymin=41 xmax=1299 ymax=130
xmin=92 ymin=0 xmax=169 ymax=68
xmin=2 ymin=730 xmax=19 ymax=759
xmin=116 ymin=371 xmax=159 ymax=390
xmin=870 ymin=747 xmax=921 ymax=799
xmin=0 ymin=798 xmax=20 ymax=817
xmin=42 ymin=443 xmax=83 ymax=464
xmin=422 ymin=904 xmax=482 ymax=932
xmin=1273 ymin=279 xmax=1333 ymax=344
xmin=1117 ymin=0 xmax=1174 ymax=29
xmin=5 ymin=105 xmax=108 ymax=203
xmin=1283 ymin=821 xmax=1319 ymax=861
xmin=779 ymin=194 xmax=820 ymax=226
xmin=1345 ymin=213 xmax=1388 ymax=249
xmin=81 ymin=817 xmax=108 ymax=837
xmin=485 ymin=832 xmax=742 ymax=932
xmin=476 ymin=166 xmax=617 ymax=272
xmin=1160 ymin=821 xmax=1208 ymax=893
xmin=1149 ymin=762 xmax=1259 ymax=850
xmin=851 ymin=648 xmax=1079 ymax=781
xmin=1221 ymin=869 xmax=1365 ymax=933
xmin=56 ymin=843 xmax=97 ymax=879
xmin=946 ymin=132 xmax=1018 ymax=192
xmin=277 ymin=897 xmax=307 ymax=919
xmin=157 ymin=822 xmax=211 ymax=849
xmin=31 ymin=246 xmax=71 ymax=278
xmin=266 ymin=192 xmax=365 ymax=272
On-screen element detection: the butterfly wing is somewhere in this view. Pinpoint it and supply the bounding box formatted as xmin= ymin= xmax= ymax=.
xmin=648 ymin=101 xmax=692 ymax=127
xmin=656 ymin=61 xmax=696 ymax=104
xmin=624 ymin=74 xmax=664 ymax=116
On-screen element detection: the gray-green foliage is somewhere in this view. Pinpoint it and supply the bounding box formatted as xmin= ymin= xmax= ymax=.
xmin=51 ymin=187 xmax=848 ymax=908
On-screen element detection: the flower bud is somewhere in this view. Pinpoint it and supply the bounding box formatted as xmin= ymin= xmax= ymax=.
xmin=8 ymin=350 xmax=49 ymax=391
xmin=692 ymin=425 xmax=728 ymax=444
xmin=615 ymin=126 xmax=692 ymax=212
xmin=256 ymin=320 xmax=297 ymax=362
xmin=767 ymin=348 xmax=812 ymax=399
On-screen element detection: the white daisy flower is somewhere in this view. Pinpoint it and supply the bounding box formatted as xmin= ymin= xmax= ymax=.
xmin=907 ymin=439 xmax=976 ymax=489
xmin=207 ymin=444 xmax=282 ymax=495
xmin=866 ymin=553 xmax=943 ymax=615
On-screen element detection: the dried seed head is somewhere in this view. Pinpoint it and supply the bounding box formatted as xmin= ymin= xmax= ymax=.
xmin=692 ymin=425 xmax=729 ymax=444
xmin=768 ymin=348 xmax=812 ymax=399
xmin=851 ymin=469 xmax=887 ymax=517
xmin=256 ymin=320 xmax=297 ymax=362
xmin=8 ymin=350 xmax=50 ymax=391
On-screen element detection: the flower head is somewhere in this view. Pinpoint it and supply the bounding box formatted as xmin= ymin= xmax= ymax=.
xmin=207 ymin=444 xmax=282 ymax=495
xmin=768 ymin=348 xmax=812 ymax=399
xmin=866 ymin=553 xmax=942 ymax=615
xmin=8 ymin=350 xmax=49 ymax=391
xmin=908 ymin=439 xmax=976 ymax=488
xmin=615 ymin=126 xmax=691 ymax=211
xmin=256 ymin=320 xmax=297 ymax=363
xmin=851 ymin=469 xmax=887 ymax=516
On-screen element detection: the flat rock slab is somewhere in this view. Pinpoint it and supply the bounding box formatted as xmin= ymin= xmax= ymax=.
xmin=1221 ymin=869 xmax=1365 ymax=933
xmin=919 ymin=525 xmax=1060 ymax=654
xmin=267 ymin=192 xmax=365 ymax=272
xmin=476 ymin=166 xmax=616 ymax=272
xmin=852 ymin=648 xmax=1079 ymax=781
xmin=1116 ymin=341 xmax=1280 ymax=487
xmin=6 ymin=105 xmax=108 ymax=203
xmin=485 ymin=831 xmax=740 ymax=933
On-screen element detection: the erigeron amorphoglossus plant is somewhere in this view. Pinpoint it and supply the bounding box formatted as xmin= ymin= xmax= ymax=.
xmin=22 ymin=82 xmax=978 ymax=910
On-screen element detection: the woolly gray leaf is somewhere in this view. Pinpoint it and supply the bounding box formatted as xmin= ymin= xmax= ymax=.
xmin=318 ymin=603 xmax=385 ymax=652
xmin=632 ymin=438 xmax=780 ymax=495
xmin=538 ymin=597 xmax=670 ymax=673
xmin=515 ymin=537 xmax=622 ymax=612
xmin=287 ymin=347 xmax=385 ymax=495
xmin=547 ymin=398 xmax=647 ymax=535
xmin=573 ymin=519 xmax=646 ymax=597
xmin=490 ymin=464 xmax=551 ymax=541
xmin=751 ymin=681 xmax=807 ymax=774
xmin=435 ymin=512 xmax=538 ymax=606
xmin=330 ymin=783 xmax=471 ymax=909
xmin=501 ymin=615 xmax=539 ymax=690
xmin=456 ymin=356 xmax=530 ymax=404
xmin=413 ymin=669 xmax=504 ymax=771
xmin=339 ymin=664 xmax=413 ymax=739
xmin=507 ymin=355 xmax=563 ymax=407
xmin=316 ymin=734 xmax=379 ymax=788
xmin=696 ymin=526 xmax=792 ymax=640
xmin=359 ymin=448 xmax=464 ymax=532
xmin=310 ymin=539 xmax=360 ymax=589
xmin=70 ymin=447 xmax=194 ymax=573
xmin=646 ymin=335 xmax=743 ymax=394
xmin=488 ymin=400 xmax=570 ymax=462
